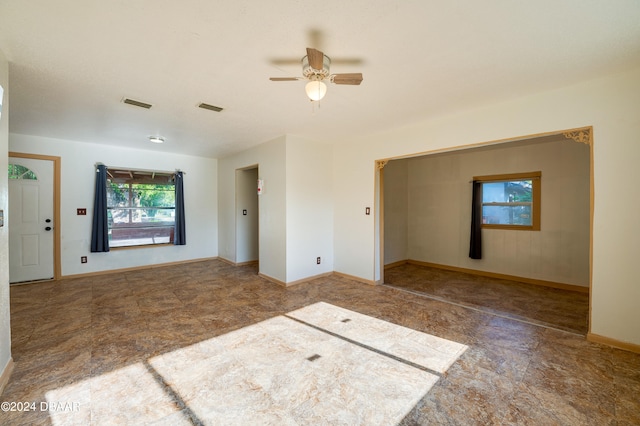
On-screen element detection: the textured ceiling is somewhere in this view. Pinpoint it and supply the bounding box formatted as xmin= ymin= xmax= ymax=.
xmin=1 ymin=0 xmax=639 ymax=158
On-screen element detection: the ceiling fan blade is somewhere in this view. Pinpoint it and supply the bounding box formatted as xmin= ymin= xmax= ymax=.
xmin=306 ymin=48 xmax=324 ymax=70
xmin=269 ymin=77 xmax=301 ymax=81
xmin=331 ymin=73 xmax=363 ymax=85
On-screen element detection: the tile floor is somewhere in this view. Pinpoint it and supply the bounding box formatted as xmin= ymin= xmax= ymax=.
xmin=384 ymin=263 xmax=590 ymax=335
xmin=1 ymin=259 xmax=639 ymax=425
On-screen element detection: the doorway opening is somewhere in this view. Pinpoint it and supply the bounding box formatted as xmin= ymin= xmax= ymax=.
xmin=375 ymin=128 xmax=593 ymax=334
xmin=235 ymin=166 xmax=259 ymax=267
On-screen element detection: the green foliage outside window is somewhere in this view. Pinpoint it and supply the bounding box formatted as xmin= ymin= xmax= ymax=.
xmin=8 ymin=164 xmax=37 ymax=180
xmin=107 ymin=181 xmax=176 ymax=247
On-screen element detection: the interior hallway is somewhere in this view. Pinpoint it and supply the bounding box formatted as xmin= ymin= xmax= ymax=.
xmin=1 ymin=259 xmax=638 ymax=425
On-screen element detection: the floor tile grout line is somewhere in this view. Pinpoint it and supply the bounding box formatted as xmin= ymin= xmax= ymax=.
xmin=380 ymin=283 xmax=585 ymax=337
xmin=143 ymin=360 xmax=203 ymax=426
xmin=284 ymin=314 xmax=445 ymax=377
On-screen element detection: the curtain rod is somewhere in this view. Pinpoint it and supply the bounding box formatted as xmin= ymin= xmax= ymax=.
xmin=94 ymin=164 xmax=186 ymax=175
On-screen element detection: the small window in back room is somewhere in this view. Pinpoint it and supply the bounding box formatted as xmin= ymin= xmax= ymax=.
xmin=106 ymin=169 xmax=176 ymax=247
xmin=476 ymin=171 xmax=541 ymax=231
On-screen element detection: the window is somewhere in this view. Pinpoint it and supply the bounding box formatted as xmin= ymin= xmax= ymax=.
xmin=8 ymin=164 xmax=38 ymax=180
xmin=475 ymin=171 xmax=541 ymax=230
xmin=106 ymin=169 xmax=176 ymax=247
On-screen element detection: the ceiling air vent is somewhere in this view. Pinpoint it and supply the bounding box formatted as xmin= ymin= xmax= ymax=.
xmin=123 ymin=98 xmax=153 ymax=109
xmin=198 ymin=103 xmax=223 ymax=112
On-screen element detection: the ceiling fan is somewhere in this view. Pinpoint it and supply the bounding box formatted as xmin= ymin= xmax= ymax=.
xmin=270 ymin=48 xmax=363 ymax=101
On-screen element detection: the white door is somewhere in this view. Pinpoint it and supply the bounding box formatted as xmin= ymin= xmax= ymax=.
xmin=8 ymin=157 xmax=54 ymax=283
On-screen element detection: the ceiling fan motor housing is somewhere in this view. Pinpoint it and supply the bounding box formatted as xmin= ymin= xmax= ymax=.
xmin=302 ymin=54 xmax=331 ymax=80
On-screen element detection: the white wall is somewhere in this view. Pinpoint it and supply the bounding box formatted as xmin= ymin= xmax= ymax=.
xmin=333 ymin=149 xmax=378 ymax=281
xmin=383 ymin=160 xmax=408 ymax=265
xmin=8 ymin=134 xmax=218 ymax=276
xmin=384 ymin=137 xmax=590 ymax=286
xmin=218 ymin=135 xmax=334 ymax=284
xmin=218 ymin=136 xmax=287 ymax=282
xmin=285 ymin=136 xmax=333 ymax=282
xmin=334 ymin=67 xmax=640 ymax=345
xmin=0 ymin=48 xmax=12 ymax=383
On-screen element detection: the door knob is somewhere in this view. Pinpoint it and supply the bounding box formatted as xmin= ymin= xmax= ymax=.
xmin=45 ymin=219 xmax=52 ymax=223
xmin=45 ymin=226 xmax=52 ymax=231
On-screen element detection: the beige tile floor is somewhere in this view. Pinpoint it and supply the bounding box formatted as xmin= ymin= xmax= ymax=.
xmin=2 ymin=259 xmax=639 ymax=425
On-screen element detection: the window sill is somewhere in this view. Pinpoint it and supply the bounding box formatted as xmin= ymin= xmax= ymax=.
xmin=481 ymin=225 xmax=540 ymax=231
xmin=110 ymin=243 xmax=175 ymax=251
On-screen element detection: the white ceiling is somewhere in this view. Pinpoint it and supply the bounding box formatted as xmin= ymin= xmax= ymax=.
xmin=1 ymin=1 xmax=639 ymax=158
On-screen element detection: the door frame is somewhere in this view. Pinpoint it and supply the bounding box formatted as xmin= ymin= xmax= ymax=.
xmin=8 ymin=152 xmax=61 ymax=281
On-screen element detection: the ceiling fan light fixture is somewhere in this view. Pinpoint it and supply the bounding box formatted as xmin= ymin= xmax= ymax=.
xmin=305 ymin=81 xmax=327 ymax=101
xmin=270 ymin=48 xmax=362 ymax=104
xmin=149 ymin=136 xmax=164 ymax=144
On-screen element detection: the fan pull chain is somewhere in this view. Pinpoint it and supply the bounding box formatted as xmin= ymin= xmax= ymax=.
xmin=310 ymin=99 xmax=321 ymax=114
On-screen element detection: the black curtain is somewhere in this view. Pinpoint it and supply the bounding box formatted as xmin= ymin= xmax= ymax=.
xmin=469 ymin=180 xmax=482 ymax=259
xmin=90 ymin=164 xmax=110 ymax=252
xmin=174 ymin=171 xmax=186 ymax=245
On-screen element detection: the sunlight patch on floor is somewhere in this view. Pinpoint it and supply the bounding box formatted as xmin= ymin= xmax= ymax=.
xmin=46 ymin=362 xmax=178 ymax=425
xmin=287 ymin=302 xmax=468 ymax=373
xmin=46 ymin=303 xmax=467 ymax=424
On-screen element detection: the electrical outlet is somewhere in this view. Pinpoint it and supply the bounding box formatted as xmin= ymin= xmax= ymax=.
xmin=316 ymin=257 xmax=321 ymax=265
xmin=77 ymin=208 xmax=87 ymax=215
xmin=81 ymin=256 xmax=87 ymax=264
